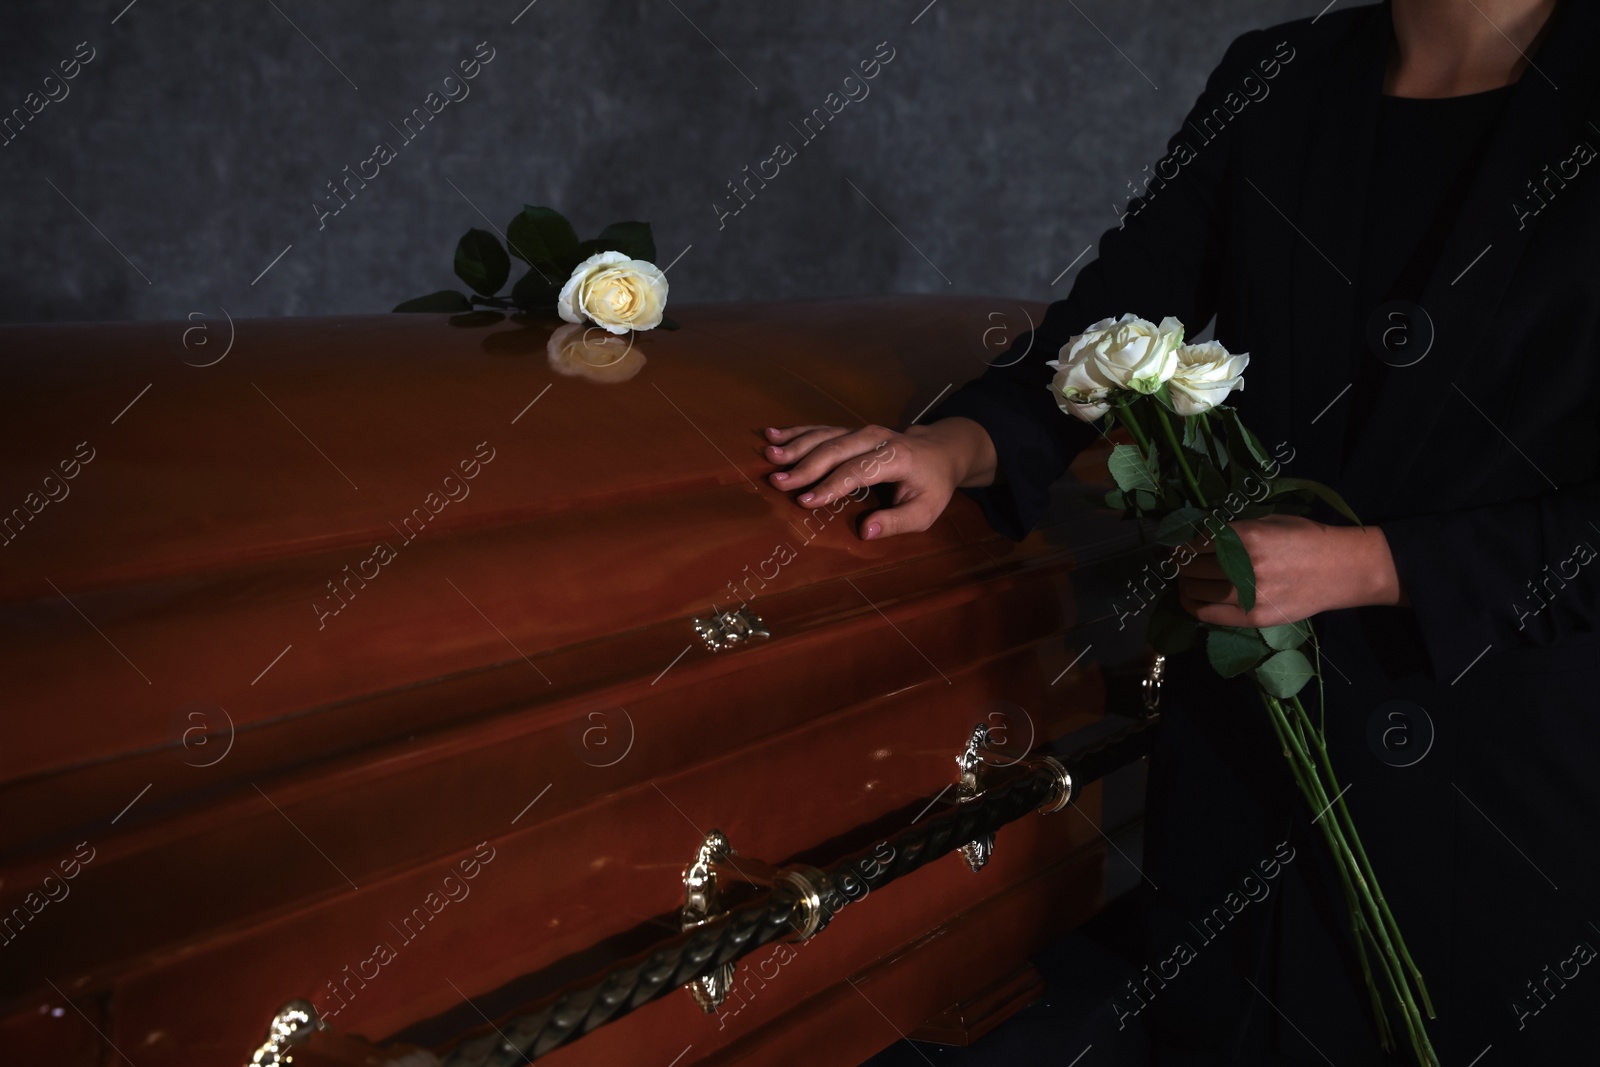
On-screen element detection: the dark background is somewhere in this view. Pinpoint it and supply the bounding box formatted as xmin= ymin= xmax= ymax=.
xmin=0 ymin=0 xmax=1287 ymax=325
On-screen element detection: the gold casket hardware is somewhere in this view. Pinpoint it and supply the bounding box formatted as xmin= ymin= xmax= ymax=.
xmin=1142 ymin=650 xmax=1167 ymax=712
xmin=231 ymin=717 xmax=1149 ymax=1065
xmin=692 ymin=607 xmax=771 ymax=652
xmin=953 ymin=722 xmax=1073 ymax=873
xmin=679 ymin=830 xmax=827 ymax=1013
xmin=244 ymin=999 xmax=321 ymax=1066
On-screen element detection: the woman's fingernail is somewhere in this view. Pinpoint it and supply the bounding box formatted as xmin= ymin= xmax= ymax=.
xmin=767 ymin=445 xmax=783 ymax=456
xmin=772 ymin=472 xmax=789 ymax=481
xmin=799 ymin=492 xmax=814 ymax=504
xmin=866 ymin=522 xmax=881 ymax=539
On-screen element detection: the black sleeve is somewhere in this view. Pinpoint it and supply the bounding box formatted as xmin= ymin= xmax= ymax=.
xmin=923 ymin=30 xmax=1268 ymax=540
xmin=1380 ymin=480 xmax=1600 ymax=681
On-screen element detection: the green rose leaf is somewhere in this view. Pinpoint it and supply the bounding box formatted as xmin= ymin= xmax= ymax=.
xmin=1268 ymin=477 xmax=1363 ymax=526
xmin=511 ymin=267 xmax=561 ymax=314
xmin=1198 ymin=462 xmax=1231 ymax=505
xmin=1109 ymin=444 xmax=1159 ymax=495
xmin=1150 ymin=583 xmax=1200 ymax=654
xmin=1207 ymin=625 xmax=1270 ymax=677
xmin=454 ymin=229 xmax=510 ymax=297
xmin=1259 ymin=621 xmax=1311 ymax=650
xmin=506 ymin=206 xmax=581 ymax=270
xmin=1212 ymin=523 xmax=1258 ymax=612
xmin=393 ymin=289 xmax=473 ymax=313
xmin=1221 ymin=407 xmax=1273 ymax=468
xmin=593 ymin=220 xmax=656 ymax=263
xmin=1154 ymin=506 xmax=1208 ymax=547
xmin=1255 ymin=648 xmax=1315 ymax=698
xmin=1228 ymin=457 xmax=1262 ymax=498
xmin=519 ymin=259 xmax=568 ymax=290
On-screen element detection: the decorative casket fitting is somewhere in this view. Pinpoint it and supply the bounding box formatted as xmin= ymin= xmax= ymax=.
xmin=952 ymin=722 xmax=1073 ymax=873
xmin=679 ymin=829 xmax=827 ymax=1013
xmin=245 ymin=999 xmax=322 ymax=1066
xmin=1142 ymin=650 xmax=1166 ymax=713
xmin=692 ymin=607 xmax=771 ymax=652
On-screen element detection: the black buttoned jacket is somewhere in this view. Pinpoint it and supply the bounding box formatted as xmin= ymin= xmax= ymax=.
xmin=929 ymin=2 xmax=1600 ymax=1061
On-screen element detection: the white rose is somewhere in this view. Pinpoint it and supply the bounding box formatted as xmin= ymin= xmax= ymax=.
xmin=1045 ymin=349 xmax=1116 ymax=422
xmin=546 ymin=323 xmax=647 ymax=383
xmin=1062 ymin=313 xmax=1184 ymax=396
xmin=557 ymin=251 xmax=669 ymax=335
xmin=1169 ymin=341 xmax=1248 ymax=415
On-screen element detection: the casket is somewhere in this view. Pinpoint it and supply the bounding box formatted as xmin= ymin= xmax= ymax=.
xmin=0 ymin=298 xmax=1148 ymax=1066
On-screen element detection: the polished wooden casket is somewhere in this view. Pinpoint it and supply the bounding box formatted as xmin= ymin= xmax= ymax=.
xmin=0 ymin=298 xmax=1144 ymax=1066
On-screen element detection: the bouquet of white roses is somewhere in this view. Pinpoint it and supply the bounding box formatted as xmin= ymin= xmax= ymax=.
xmin=1052 ymin=313 xmax=1437 ymax=1065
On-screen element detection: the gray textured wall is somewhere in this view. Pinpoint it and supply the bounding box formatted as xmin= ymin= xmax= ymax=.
xmin=0 ymin=0 xmax=1286 ymax=325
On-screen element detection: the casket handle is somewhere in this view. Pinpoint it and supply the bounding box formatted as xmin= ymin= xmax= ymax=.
xmin=679 ymin=829 xmax=829 ymax=1012
xmin=952 ymin=723 xmax=1073 ymax=871
xmin=262 ymin=717 xmax=1153 ymax=1066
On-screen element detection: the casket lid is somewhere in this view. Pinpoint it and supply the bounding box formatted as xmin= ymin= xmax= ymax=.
xmin=0 ymin=296 xmax=1086 ymax=815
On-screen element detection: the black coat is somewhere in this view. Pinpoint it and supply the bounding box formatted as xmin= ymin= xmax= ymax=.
xmin=929 ymin=2 xmax=1600 ymax=1062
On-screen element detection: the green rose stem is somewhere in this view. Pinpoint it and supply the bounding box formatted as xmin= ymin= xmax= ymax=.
xmin=1353 ymin=910 xmax=1395 ymax=1052
xmin=1112 ymin=397 xmax=1163 ymax=487
xmin=1111 ymin=389 xmax=1436 ymax=1063
xmin=1260 ymin=691 xmax=1395 ymax=1052
xmin=1278 ymin=697 xmax=1427 ymax=1063
xmin=1152 ymin=402 xmax=1208 ymax=507
xmin=1266 ymin=690 xmax=1431 ymax=1064
xmin=1289 ymin=692 xmax=1437 ymax=1019
xmin=1267 ymin=690 xmax=1438 ymax=1066
xmin=1113 ymin=396 xmax=1154 ymax=453
xmin=1284 ymin=692 xmax=1426 ymax=1016
xmin=1197 ymin=410 xmax=1224 ymax=467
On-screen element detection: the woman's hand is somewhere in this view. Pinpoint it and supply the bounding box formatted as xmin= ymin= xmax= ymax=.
xmin=1177 ymin=514 xmax=1409 ymax=627
xmin=762 ymin=417 xmax=998 ymax=539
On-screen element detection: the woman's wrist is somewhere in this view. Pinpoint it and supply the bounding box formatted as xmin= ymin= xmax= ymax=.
xmin=1347 ymin=524 xmax=1409 ymax=609
xmin=906 ymin=417 xmax=999 ymax=489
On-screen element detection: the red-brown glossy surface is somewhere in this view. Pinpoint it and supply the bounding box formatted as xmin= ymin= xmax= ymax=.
xmin=0 ymin=299 xmax=1112 ymax=1066
xmin=909 ymin=964 xmax=1048 ymax=1046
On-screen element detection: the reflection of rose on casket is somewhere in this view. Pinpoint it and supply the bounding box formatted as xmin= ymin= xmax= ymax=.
xmin=545 ymin=323 xmax=647 ymax=383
